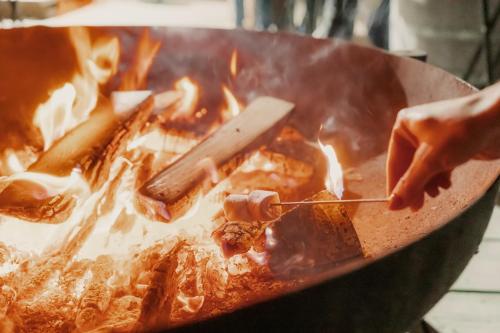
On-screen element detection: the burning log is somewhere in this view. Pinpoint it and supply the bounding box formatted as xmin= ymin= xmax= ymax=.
xmin=0 ymin=27 xmax=119 ymax=160
xmin=139 ymin=97 xmax=295 ymax=222
xmin=0 ymin=92 xmax=155 ymax=223
xmin=31 ymin=91 xmax=153 ymax=189
xmin=267 ymin=191 xmax=364 ymax=276
xmin=0 ymin=181 xmax=77 ymax=225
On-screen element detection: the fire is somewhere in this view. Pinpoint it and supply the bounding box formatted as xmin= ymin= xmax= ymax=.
xmin=0 ymin=28 xmax=345 ymax=333
xmin=318 ymin=139 xmax=344 ymax=199
xmin=0 ymin=168 xmax=89 ymax=201
xmin=230 ymin=49 xmax=238 ymax=77
xmin=222 ymin=50 xmax=242 ymax=120
xmin=6 ymin=152 xmax=23 ymax=174
xmin=119 ymin=30 xmax=161 ymax=91
xmin=173 ymin=77 xmax=199 ymax=118
xmin=33 ymin=27 xmax=120 ymax=151
xmin=222 ymin=85 xmax=242 ymax=118
xmin=2 ymin=150 xmax=26 ymax=175
xmin=86 ymin=36 xmax=120 ymax=85
xmin=33 ymin=83 xmax=77 ymax=151
xmin=0 ymin=149 xmax=39 ymax=176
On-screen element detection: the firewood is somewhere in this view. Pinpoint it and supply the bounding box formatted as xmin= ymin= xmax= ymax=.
xmin=0 ymin=91 xmax=161 ymax=223
xmin=31 ymin=91 xmax=153 ymax=188
xmin=139 ymin=96 xmax=294 ymax=222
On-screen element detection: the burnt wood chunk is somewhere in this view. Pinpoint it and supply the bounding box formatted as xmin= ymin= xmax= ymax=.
xmin=0 ymin=92 xmax=154 ymax=223
xmin=31 ymin=91 xmax=153 ymax=189
xmin=135 ymin=241 xmax=185 ymax=330
xmin=139 ymin=96 xmax=294 ymax=222
xmin=268 ymin=190 xmax=364 ymax=276
xmin=75 ymin=255 xmax=114 ymax=331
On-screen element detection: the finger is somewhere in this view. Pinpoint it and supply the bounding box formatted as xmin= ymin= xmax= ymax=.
xmin=389 ymin=144 xmax=439 ymax=210
xmin=436 ymin=171 xmax=452 ymax=189
xmin=425 ymin=182 xmax=440 ymax=197
xmin=425 ymin=173 xmax=446 ymax=197
xmin=386 ymin=121 xmax=417 ymax=194
xmin=409 ymin=190 xmax=425 ymax=212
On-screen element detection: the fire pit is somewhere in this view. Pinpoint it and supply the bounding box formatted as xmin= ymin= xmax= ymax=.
xmin=0 ymin=26 xmax=498 ymax=333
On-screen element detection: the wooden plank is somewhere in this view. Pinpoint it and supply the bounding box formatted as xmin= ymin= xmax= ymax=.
xmin=139 ymin=96 xmax=294 ymax=221
xmin=451 ymin=240 xmax=500 ymax=292
xmin=426 ymin=293 xmax=500 ymax=333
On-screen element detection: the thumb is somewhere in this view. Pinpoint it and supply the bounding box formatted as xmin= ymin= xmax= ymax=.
xmin=389 ymin=144 xmax=439 ymax=210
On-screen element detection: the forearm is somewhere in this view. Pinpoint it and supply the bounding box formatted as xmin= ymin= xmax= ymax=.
xmin=469 ymin=82 xmax=500 ymax=159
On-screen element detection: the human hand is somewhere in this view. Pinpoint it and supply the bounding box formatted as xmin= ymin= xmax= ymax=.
xmin=387 ymin=84 xmax=500 ymax=210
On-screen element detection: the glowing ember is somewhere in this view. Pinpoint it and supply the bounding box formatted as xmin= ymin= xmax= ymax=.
xmin=230 ymin=49 xmax=238 ymax=77
xmin=173 ymin=77 xmax=199 ymax=117
xmin=318 ymin=139 xmax=344 ymax=199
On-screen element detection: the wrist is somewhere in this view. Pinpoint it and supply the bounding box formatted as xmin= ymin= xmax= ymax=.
xmin=468 ymin=85 xmax=500 ymax=158
xmin=474 ymin=82 xmax=500 ymax=116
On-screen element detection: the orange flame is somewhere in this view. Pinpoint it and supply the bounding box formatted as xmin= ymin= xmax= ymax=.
xmin=33 ymin=83 xmax=77 ymax=151
xmin=318 ymin=139 xmax=344 ymax=199
xmin=119 ymin=29 xmax=161 ymax=91
xmin=33 ymin=28 xmax=120 ymax=151
xmin=5 ymin=151 xmax=24 ymax=174
xmin=230 ymin=50 xmax=238 ymax=77
xmin=173 ymin=77 xmax=200 ymax=118
xmin=222 ymin=85 xmax=242 ymax=119
xmin=86 ymin=36 xmax=120 ymax=84
xmin=0 ymin=148 xmax=37 ymax=176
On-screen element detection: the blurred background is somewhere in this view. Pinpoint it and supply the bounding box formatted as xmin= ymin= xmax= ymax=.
xmin=0 ymin=1 xmax=499 ymax=332
xmin=0 ymin=0 xmax=499 ymax=87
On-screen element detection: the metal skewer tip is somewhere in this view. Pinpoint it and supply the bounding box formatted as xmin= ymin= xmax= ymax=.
xmin=271 ymin=197 xmax=390 ymax=206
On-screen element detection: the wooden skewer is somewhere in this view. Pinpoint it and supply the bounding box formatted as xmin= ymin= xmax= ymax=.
xmin=271 ymin=197 xmax=390 ymax=206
